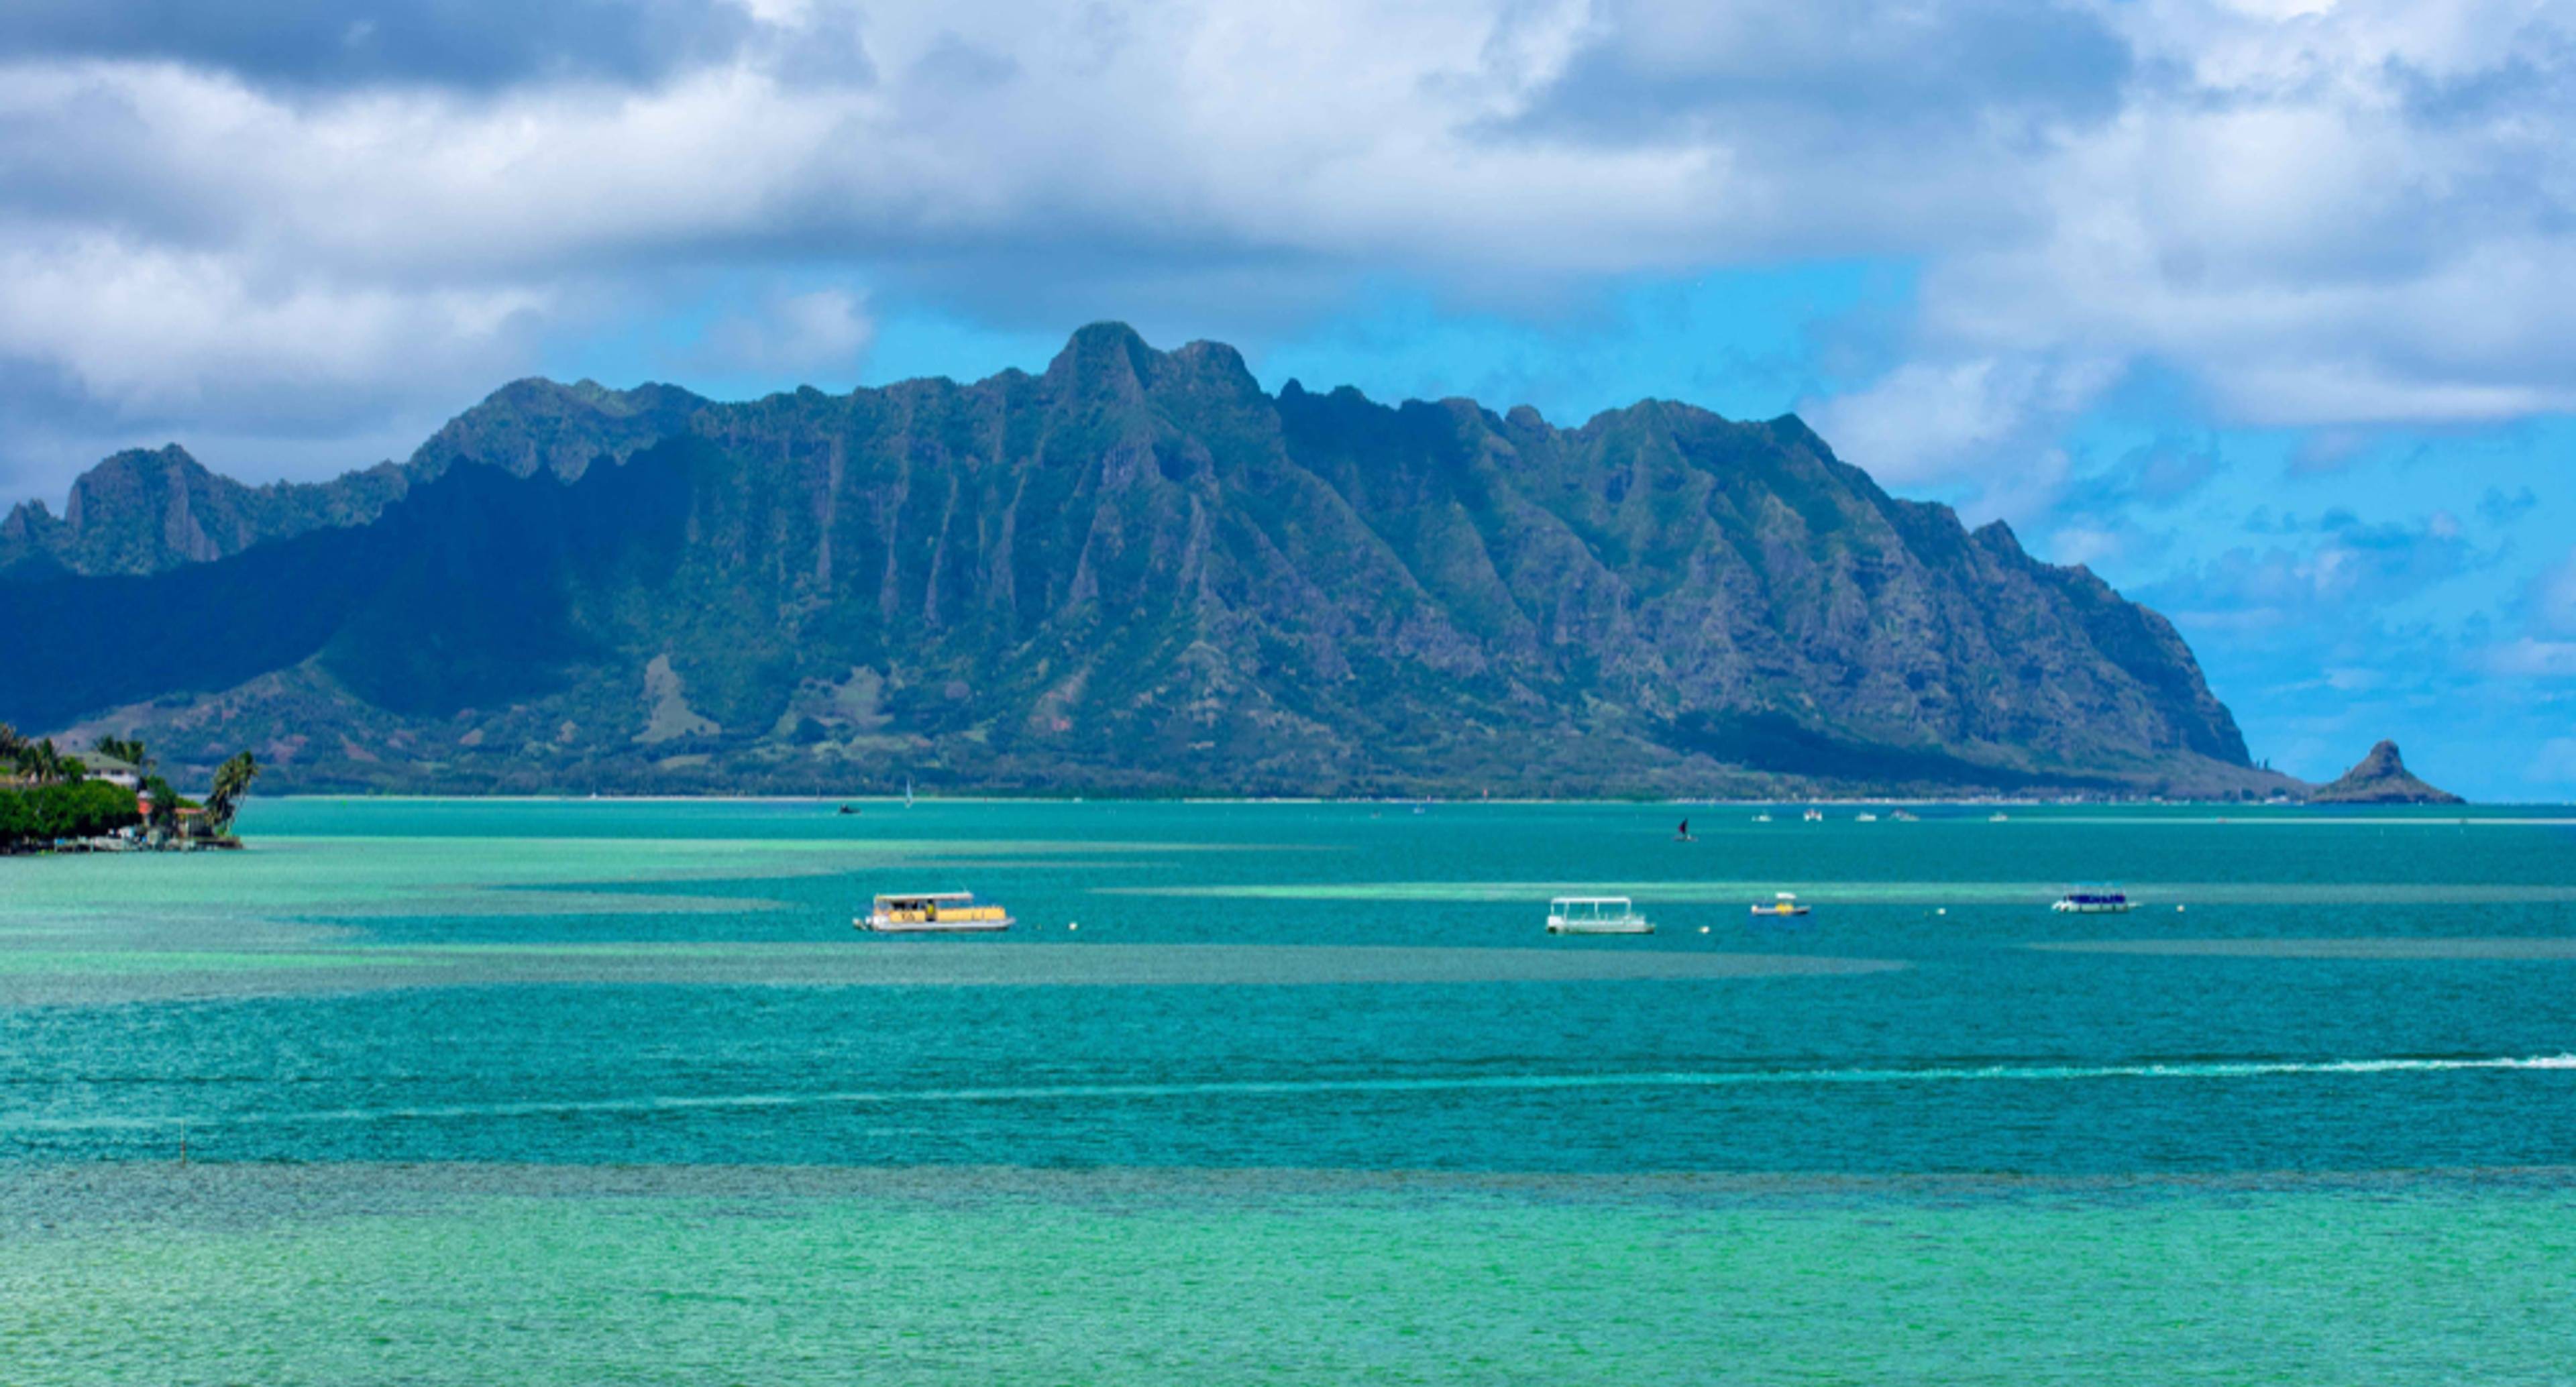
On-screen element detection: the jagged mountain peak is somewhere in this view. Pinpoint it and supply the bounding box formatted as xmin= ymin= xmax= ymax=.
xmin=1036 ymin=323 xmax=1267 ymax=405
xmin=81 ymin=441 xmax=203 ymax=473
xmin=409 ymin=376 xmax=710 ymax=483
xmin=0 ymin=325 xmax=2288 ymax=798
xmin=1165 ymin=338 xmax=1263 ymax=394
xmin=3 ymin=439 xmax=419 ymax=582
xmin=1045 ymin=320 xmax=1161 ymax=395
xmin=63 ymin=442 xmax=213 ymax=512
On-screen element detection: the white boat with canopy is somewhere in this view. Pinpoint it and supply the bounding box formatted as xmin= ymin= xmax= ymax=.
xmin=1546 ymin=896 xmax=1654 ymax=935
xmin=857 ymin=891 xmax=1014 ymax=933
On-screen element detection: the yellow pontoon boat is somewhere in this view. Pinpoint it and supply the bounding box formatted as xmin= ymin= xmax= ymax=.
xmin=858 ymin=891 xmax=1014 ymax=934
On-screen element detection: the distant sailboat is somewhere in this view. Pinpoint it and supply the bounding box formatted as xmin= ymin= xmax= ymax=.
xmin=1675 ymin=818 xmax=1694 ymax=842
xmin=905 ymin=776 xmax=915 ymax=808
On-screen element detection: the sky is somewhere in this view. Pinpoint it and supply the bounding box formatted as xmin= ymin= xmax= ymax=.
xmin=1 ymin=0 xmax=2571 ymax=797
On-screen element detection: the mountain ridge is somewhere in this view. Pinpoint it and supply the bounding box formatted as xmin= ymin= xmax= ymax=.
xmin=0 ymin=323 xmax=2295 ymax=799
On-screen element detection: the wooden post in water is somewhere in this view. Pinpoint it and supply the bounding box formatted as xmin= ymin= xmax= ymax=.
xmin=180 ymin=1121 xmax=188 ymax=1166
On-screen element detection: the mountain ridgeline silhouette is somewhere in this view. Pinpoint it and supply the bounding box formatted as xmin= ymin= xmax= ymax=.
xmin=0 ymin=324 xmax=2286 ymax=797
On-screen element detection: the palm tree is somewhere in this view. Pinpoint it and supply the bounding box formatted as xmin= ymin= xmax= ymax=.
xmin=21 ymin=738 xmax=67 ymax=785
xmin=204 ymin=751 xmax=262 ymax=836
xmin=93 ymin=735 xmax=153 ymax=778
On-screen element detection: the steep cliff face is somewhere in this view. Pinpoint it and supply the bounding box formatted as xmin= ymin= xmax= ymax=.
xmin=0 ymin=445 xmax=412 ymax=580
xmin=0 ymin=380 xmax=705 ymax=582
xmin=0 ymin=324 xmax=2283 ymax=797
xmin=407 ymin=378 xmax=711 ymax=484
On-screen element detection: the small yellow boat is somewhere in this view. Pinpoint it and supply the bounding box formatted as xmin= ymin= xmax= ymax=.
xmin=857 ymin=891 xmax=1014 ymax=934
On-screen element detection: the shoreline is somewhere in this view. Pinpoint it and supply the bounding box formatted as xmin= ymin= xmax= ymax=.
xmin=251 ymin=791 xmax=2508 ymax=808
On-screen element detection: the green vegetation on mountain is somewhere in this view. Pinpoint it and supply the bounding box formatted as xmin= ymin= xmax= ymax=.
xmin=0 ymin=325 xmax=2292 ymax=798
xmin=0 ymin=445 xmax=411 ymax=581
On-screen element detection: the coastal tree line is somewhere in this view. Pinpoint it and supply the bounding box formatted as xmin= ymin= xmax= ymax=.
xmin=0 ymin=724 xmax=260 ymax=850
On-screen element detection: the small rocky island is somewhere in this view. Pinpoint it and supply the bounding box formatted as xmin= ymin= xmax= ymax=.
xmin=2308 ymin=740 xmax=2464 ymax=806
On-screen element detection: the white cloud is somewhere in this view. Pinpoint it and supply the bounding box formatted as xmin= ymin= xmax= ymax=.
xmin=5 ymin=0 xmax=2576 ymax=507
xmin=2047 ymin=523 xmax=2127 ymax=569
xmin=2490 ymin=639 xmax=2576 ymax=678
xmin=1879 ymin=0 xmax=2576 ymax=432
xmin=694 ymin=287 xmax=875 ymax=377
xmin=1800 ymin=354 xmax=2114 ymax=523
xmin=0 ymin=1 xmax=1735 ymax=506
xmin=2528 ymin=736 xmax=2576 ymax=784
xmin=0 ymin=233 xmax=544 ymax=414
xmin=0 ymin=8 xmax=1733 ymax=283
xmin=2145 ymin=508 xmax=2490 ymax=632
xmin=2525 ymin=547 xmax=2576 ymax=637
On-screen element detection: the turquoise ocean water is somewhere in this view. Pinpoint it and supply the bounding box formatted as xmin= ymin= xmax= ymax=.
xmin=5 ymin=799 xmax=2575 ymax=1381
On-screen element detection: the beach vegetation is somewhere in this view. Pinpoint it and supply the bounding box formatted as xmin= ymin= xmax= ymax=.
xmin=205 ymin=751 xmax=262 ymax=836
xmin=0 ymin=778 xmax=141 ymax=848
xmin=93 ymin=734 xmax=154 ymax=777
xmin=7 ymin=735 xmax=84 ymax=785
xmin=0 ymin=731 xmax=239 ymax=850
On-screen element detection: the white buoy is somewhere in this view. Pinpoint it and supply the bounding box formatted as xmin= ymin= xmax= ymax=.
xmin=1068 ymin=922 xmax=1080 ymax=931
xmin=1936 ymin=907 xmax=1947 ymax=916
xmin=2176 ymin=905 xmax=2186 ymax=913
xmin=1699 ymin=926 xmax=1710 ymax=934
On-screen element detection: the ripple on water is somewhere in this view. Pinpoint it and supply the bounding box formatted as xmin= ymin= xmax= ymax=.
xmin=0 ymin=942 xmax=1905 ymax=1007
xmin=4 ymin=1162 xmax=2575 ymax=1386
xmin=1112 ymin=880 xmax=2576 ymax=905
xmin=2031 ymin=937 xmax=2576 ymax=959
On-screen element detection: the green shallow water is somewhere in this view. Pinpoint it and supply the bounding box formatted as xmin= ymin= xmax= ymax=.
xmin=8 ymin=1165 xmax=2573 ymax=1386
xmin=8 ymin=797 xmax=2576 ymax=1381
